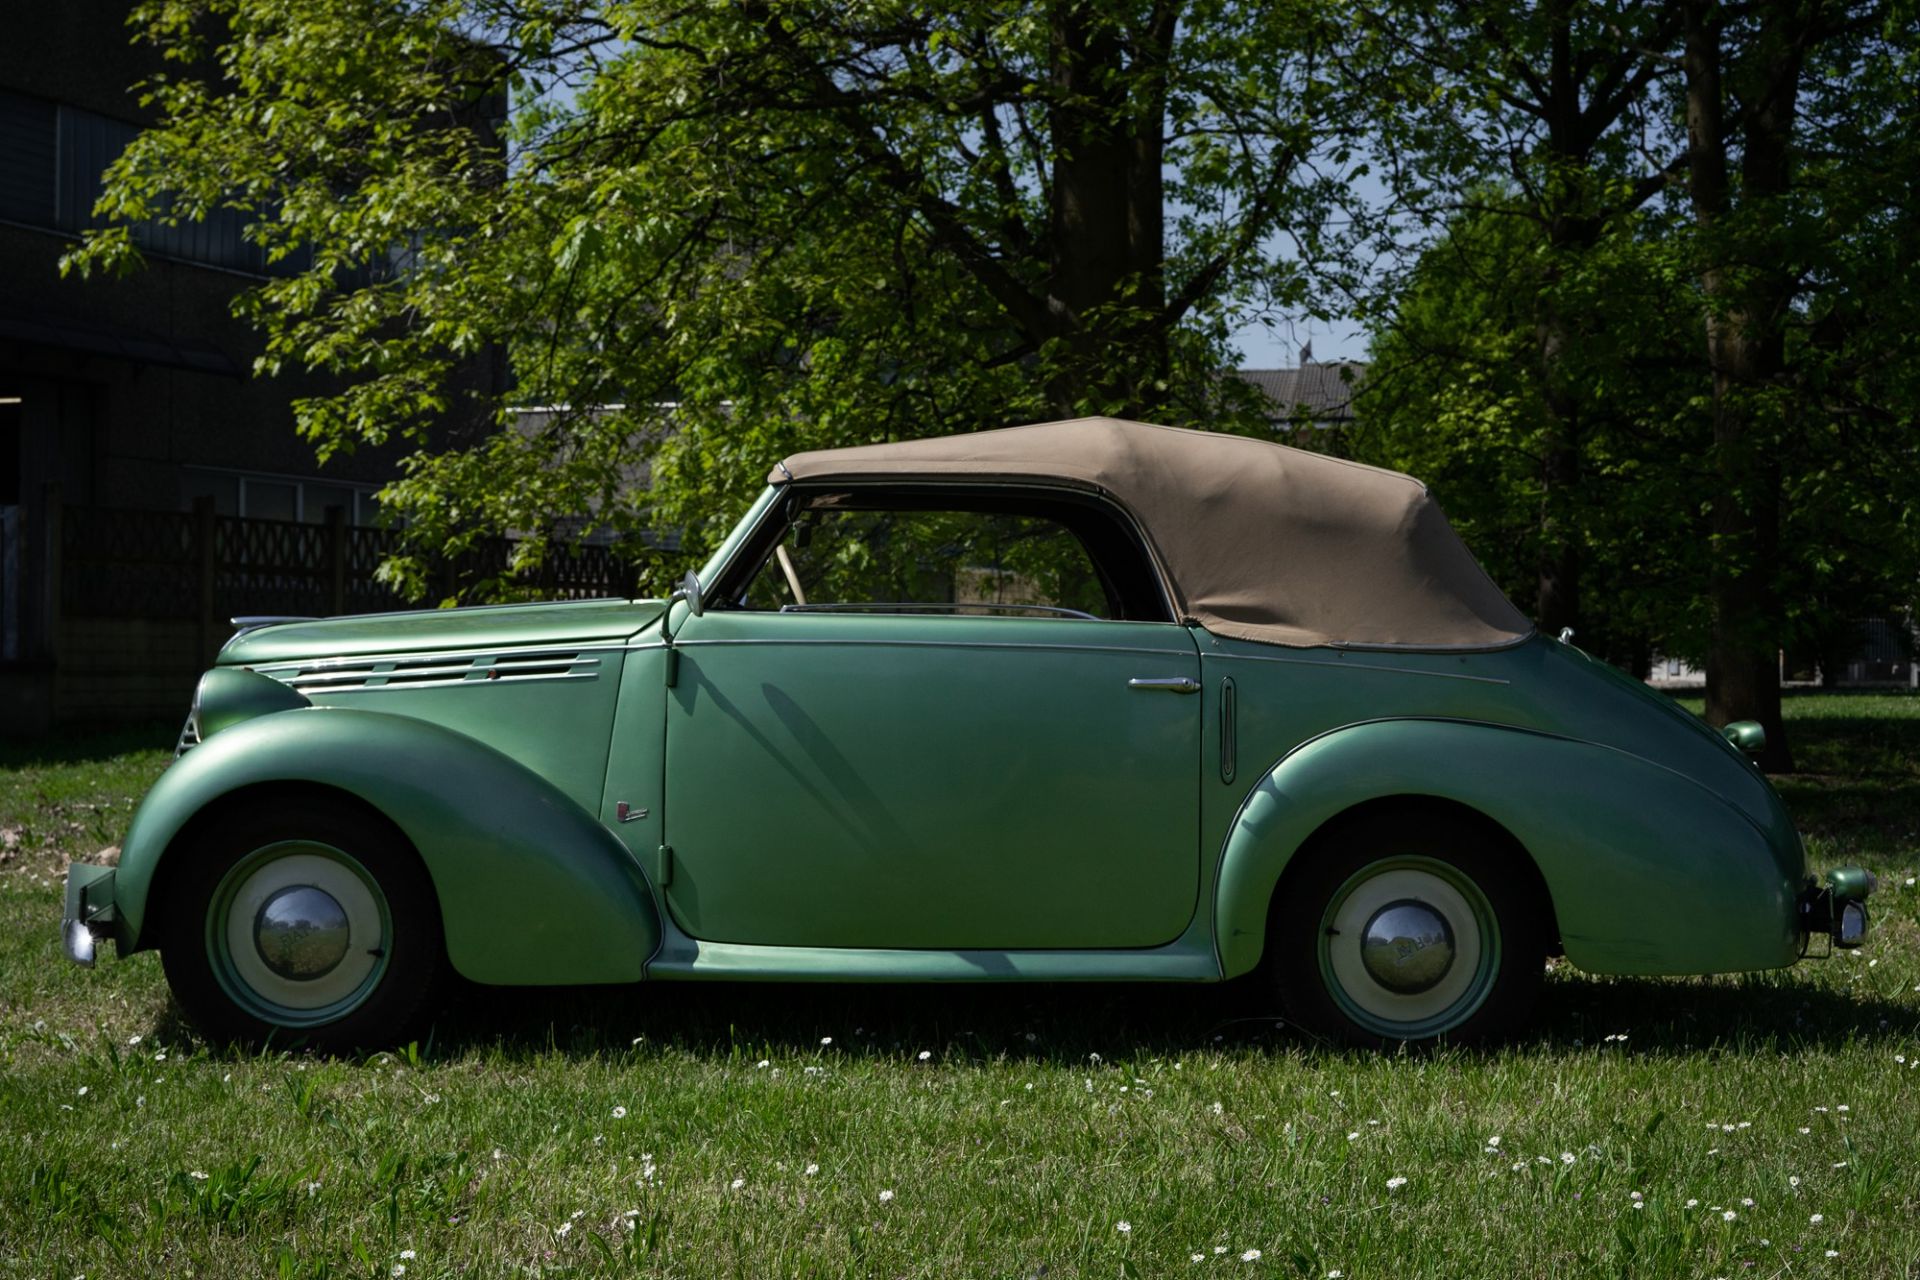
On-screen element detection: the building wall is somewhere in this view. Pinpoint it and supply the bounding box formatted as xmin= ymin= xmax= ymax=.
xmin=0 ymin=2 xmax=504 ymax=733
xmin=0 ymin=227 xmax=406 ymax=509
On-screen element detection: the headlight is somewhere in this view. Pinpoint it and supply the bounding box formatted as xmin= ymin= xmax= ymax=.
xmin=184 ymin=668 xmax=311 ymax=746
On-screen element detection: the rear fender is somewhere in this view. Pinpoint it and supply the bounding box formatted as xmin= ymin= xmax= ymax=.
xmin=116 ymin=707 xmax=659 ymax=985
xmin=1214 ymin=719 xmax=1802 ymax=979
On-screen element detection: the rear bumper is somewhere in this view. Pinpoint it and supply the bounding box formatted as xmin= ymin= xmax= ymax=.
xmin=61 ymin=863 xmax=121 ymax=967
xmin=1799 ymin=867 xmax=1874 ymax=951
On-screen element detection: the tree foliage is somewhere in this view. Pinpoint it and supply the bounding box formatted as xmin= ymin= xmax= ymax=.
xmin=1352 ymin=0 xmax=1920 ymax=764
xmin=67 ymin=0 xmax=1371 ymax=595
xmin=1352 ymin=202 xmax=1707 ymax=673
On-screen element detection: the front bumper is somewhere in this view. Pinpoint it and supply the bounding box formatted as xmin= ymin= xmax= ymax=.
xmin=61 ymin=863 xmax=120 ymax=967
xmin=1799 ymin=867 xmax=1874 ymax=951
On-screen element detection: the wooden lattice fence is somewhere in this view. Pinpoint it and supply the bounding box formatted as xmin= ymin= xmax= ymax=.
xmin=60 ymin=499 xmax=643 ymax=626
xmin=19 ymin=492 xmax=650 ymax=725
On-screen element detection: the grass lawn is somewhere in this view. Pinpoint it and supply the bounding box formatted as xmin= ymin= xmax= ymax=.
xmin=4 ymin=693 xmax=1920 ymax=1278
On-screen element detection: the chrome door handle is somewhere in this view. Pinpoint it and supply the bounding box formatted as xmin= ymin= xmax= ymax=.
xmin=1128 ymin=676 xmax=1200 ymax=694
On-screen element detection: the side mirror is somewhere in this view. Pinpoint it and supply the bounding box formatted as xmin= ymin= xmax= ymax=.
xmin=677 ymin=569 xmax=704 ymax=617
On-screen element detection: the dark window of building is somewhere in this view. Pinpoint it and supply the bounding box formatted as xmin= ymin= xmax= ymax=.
xmin=1 ymin=89 xmax=318 ymax=279
xmin=54 ymin=106 xmax=271 ymax=274
xmin=0 ymin=400 xmax=22 ymax=506
xmin=244 ymin=479 xmax=298 ymax=523
xmin=181 ymin=467 xmax=381 ymax=525
xmin=0 ymin=90 xmax=56 ymax=227
xmin=54 ymin=106 xmax=137 ymax=234
xmin=304 ymin=483 xmax=355 ymax=523
xmin=180 ymin=469 xmax=240 ymax=517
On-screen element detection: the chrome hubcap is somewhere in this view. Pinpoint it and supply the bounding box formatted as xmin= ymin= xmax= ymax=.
xmin=208 ymin=842 xmax=391 ymax=1027
xmin=1318 ymin=856 xmax=1500 ymax=1039
xmin=1360 ymin=899 xmax=1455 ymax=994
xmin=254 ymin=885 xmax=352 ymax=980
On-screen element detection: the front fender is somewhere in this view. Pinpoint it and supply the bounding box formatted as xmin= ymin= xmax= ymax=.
xmin=117 ymin=707 xmax=660 ymax=985
xmin=1215 ymin=719 xmax=1803 ymax=979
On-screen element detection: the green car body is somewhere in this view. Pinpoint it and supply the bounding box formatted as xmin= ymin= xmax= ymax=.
xmin=61 ymin=422 xmax=1872 ymax=1046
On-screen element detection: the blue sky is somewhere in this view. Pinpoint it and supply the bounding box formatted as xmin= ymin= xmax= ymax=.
xmin=1230 ymin=314 xmax=1370 ymax=368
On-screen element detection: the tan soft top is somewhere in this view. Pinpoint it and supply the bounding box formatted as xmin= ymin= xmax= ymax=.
xmin=770 ymin=417 xmax=1531 ymax=650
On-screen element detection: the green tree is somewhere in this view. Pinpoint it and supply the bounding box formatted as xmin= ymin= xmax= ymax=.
xmin=1676 ymin=0 xmax=1920 ymax=767
xmin=1352 ymin=202 xmax=1708 ymax=674
xmin=1347 ymin=0 xmax=1688 ymax=636
xmin=67 ymin=0 xmax=1372 ymax=595
xmin=1358 ymin=0 xmax=1920 ymax=770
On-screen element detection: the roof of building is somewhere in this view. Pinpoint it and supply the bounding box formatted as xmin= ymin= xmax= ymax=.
xmin=772 ymin=416 xmax=1530 ymax=651
xmin=1240 ymin=361 xmax=1364 ymax=422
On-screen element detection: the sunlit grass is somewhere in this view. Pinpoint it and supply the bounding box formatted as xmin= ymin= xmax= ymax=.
xmin=3 ymin=697 xmax=1918 ymax=1276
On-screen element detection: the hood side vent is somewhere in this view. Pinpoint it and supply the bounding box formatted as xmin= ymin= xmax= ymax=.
xmin=256 ymin=650 xmax=601 ymax=694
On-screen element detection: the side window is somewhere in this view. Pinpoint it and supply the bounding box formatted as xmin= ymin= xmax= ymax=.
xmin=729 ymin=492 xmax=1168 ymax=622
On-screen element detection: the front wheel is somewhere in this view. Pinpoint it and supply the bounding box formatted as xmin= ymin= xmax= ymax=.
xmin=1272 ymin=813 xmax=1545 ymax=1048
xmin=160 ymin=801 xmax=446 ymax=1052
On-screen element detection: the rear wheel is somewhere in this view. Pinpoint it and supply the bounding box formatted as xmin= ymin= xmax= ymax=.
xmin=1272 ymin=812 xmax=1545 ymax=1048
xmin=160 ymin=801 xmax=446 ymax=1052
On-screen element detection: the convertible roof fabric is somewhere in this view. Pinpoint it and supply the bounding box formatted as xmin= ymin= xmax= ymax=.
xmin=770 ymin=416 xmax=1532 ymax=650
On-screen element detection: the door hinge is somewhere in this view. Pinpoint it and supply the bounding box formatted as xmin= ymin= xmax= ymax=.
xmin=657 ymin=844 xmax=674 ymax=887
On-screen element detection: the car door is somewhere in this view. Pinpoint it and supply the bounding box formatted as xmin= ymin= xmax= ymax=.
xmin=660 ymin=490 xmax=1202 ymax=951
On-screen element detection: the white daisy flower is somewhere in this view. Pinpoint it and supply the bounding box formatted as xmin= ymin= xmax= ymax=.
xmin=878 ymin=1189 xmax=895 ymax=1203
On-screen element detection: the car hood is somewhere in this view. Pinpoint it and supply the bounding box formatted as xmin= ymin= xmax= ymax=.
xmin=218 ymin=598 xmax=665 ymax=666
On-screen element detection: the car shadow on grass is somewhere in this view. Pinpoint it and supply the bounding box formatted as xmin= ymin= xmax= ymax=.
xmin=370 ymin=967 xmax=1920 ymax=1064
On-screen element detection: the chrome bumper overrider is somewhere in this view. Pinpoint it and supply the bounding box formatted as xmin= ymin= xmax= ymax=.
xmin=61 ymin=864 xmax=120 ymax=968
xmin=1800 ymin=867 xmax=1874 ymax=952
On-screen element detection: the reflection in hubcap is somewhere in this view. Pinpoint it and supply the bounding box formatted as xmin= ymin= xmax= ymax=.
xmin=254 ymin=885 xmax=351 ymax=980
xmin=1360 ymin=899 xmax=1455 ymax=994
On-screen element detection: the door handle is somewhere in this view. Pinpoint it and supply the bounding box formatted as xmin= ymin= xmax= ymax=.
xmin=1128 ymin=676 xmax=1200 ymax=694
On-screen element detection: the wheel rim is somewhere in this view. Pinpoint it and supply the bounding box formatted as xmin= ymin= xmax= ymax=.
xmin=205 ymin=840 xmax=391 ymax=1028
xmin=1317 ymin=855 xmax=1500 ymax=1039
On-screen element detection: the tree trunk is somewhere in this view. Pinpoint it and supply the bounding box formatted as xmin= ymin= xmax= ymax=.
xmin=1683 ymin=0 xmax=1801 ymax=771
xmin=1529 ymin=0 xmax=1591 ymax=638
xmin=1534 ymin=310 xmax=1582 ymax=637
xmin=1045 ymin=1 xmax=1168 ymax=417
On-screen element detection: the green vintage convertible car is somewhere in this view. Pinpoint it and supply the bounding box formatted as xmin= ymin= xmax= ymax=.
xmin=63 ymin=418 xmax=1871 ymax=1049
